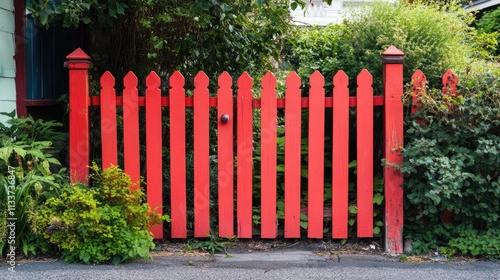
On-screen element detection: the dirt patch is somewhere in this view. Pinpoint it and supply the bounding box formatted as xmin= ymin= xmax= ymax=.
xmin=153 ymin=238 xmax=384 ymax=256
xmin=151 ymin=238 xmax=485 ymax=263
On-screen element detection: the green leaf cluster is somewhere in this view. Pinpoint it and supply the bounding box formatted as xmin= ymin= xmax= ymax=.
xmin=36 ymin=163 xmax=167 ymax=264
xmin=185 ymin=233 xmax=236 ymax=256
xmin=28 ymin=0 xmax=128 ymax=27
xmin=448 ymin=228 xmax=500 ymax=259
xmin=0 ymin=111 xmax=66 ymax=177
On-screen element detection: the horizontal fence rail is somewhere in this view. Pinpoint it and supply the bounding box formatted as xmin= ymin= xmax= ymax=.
xmin=66 ymin=46 xmax=405 ymax=253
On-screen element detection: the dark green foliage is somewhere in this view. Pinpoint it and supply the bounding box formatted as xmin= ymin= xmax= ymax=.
xmin=475 ymin=6 xmax=500 ymax=56
xmin=401 ymin=61 xmax=500 ymax=256
xmin=28 ymin=0 xmax=293 ymax=87
xmin=27 ymin=0 xmax=128 ymax=27
xmin=36 ymin=164 xmax=167 ymax=264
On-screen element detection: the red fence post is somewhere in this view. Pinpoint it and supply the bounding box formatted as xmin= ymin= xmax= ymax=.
xmin=65 ymin=48 xmax=91 ymax=183
xmin=382 ymin=46 xmax=404 ymax=254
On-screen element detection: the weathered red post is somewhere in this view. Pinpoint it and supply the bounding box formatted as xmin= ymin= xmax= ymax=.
xmin=382 ymin=46 xmax=404 ymax=254
xmin=65 ymin=48 xmax=91 ymax=183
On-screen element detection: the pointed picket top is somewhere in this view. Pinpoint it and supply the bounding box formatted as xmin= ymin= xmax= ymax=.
xmin=412 ymin=70 xmax=426 ymax=89
xmin=442 ymin=69 xmax=458 ymax=96
xmin=411 ymin=70 xmax=427 ymax=115
xmin=238 ymin=72 xmax=253 ymax=90
xmin=146 ymin=71 xmax=161 ymax=89
xmin=66 ymin=48 xmax=91 ymax=60
xmin=124 ymin=71 xmax=138 ymax=88
xmin=334 ymin=70 xmax=349 ymax=88
xmin=218 ymin=71 xmax=232 ymax=88
xmin=411 ymin=70 xmax=427 ymax=97
xmin=310 ymin=70 xmax=324 ymax=89
xmin=262 ymin=71 xmax=277 ymax=89
xmin=357 ymin=69 xmax=373 ymax=87
xmin=193 ymin=71 xmax=209 ymax=89
xmin=382 ymin=45 xmax=404 ymax=57
xmin=170 ymin=71 xmax=185 ymax=88
xmin=286 ymin=71 xmax=301 ymax=89
xmin=100 ymin=71 xmax=115 ymax=89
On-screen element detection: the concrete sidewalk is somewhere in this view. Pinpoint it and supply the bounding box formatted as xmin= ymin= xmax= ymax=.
xmin=1 ymin=250 xmax=499 ymax=280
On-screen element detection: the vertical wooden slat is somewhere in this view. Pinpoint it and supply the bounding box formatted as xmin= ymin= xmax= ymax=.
xmin=261 ymin=72 xmax=277 ymax=238
xmin=356 ymin=69 xmax=374 ymax=237
xmin=100 ymin=71 xmax=118 ymax=169
xmin=332 ymin=70 xmax=349 ymax=239
xmin=382 ymin=46 xmax=404 ymax=254
xmin=170 ymin=71 xmax=187 ymax=238
xmin=308 ymin=71 xmax=325 ymax=238
xmin=146 ymin=71 xmax=163 ymax=239
xmin=284 ymin=72 xmax=302 ymax=238
xmin=66 ymin=48 xmax=91 ymax=183
xmin=237 ymin=72 xmax=254 ymax=238
xmin=193 ymin=71 xmax=210 ymax=237
xmin=123 ymin=72 xmax=140 ymax=189
xmin=441 ymin=70 xmax=458 ymax=224
xmin=217 ymin=71 xmax=234 ymax=238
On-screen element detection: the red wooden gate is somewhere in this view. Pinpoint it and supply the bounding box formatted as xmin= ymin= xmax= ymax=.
xmin=65 ymin=46 xmax=404 ymax=253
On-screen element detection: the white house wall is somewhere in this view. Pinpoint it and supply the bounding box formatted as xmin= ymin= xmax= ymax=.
xmin=0 ymin=0 xmax=16 ymax=123
xmin=290 ymin=0 xmax=395 ymax=26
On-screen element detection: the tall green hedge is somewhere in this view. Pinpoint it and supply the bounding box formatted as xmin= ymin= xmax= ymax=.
xmin=289 ymin=0 xmax=481 ymax=93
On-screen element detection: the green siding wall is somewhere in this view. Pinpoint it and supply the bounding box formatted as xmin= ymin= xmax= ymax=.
xmin=0 ymin=0 xmax=16 ymax=124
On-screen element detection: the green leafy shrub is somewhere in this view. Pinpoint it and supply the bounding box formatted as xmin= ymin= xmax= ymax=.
xmin=401 ymin=61 xmax=500 ymax=256
xmin=0 ymin=111 xmax=67 ymax=256
xmin=0 ymin=110 xmax=66 ymax=176
xmin=37 ymin=164 xmax=167 ymax=264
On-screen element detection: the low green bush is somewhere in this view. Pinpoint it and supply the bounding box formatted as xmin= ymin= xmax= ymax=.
xmin=448 ymin=228 xmax=500 ymax=259
xmin=37 ymin=164 xmax=167 ymax=264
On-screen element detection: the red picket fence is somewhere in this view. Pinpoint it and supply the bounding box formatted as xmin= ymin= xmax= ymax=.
xmin=65 ymin=46 xmax=404 ymax=253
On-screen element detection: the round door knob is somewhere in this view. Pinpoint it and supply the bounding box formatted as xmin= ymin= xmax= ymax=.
xmin=220 ymin=114 xmax=230 ymax=123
